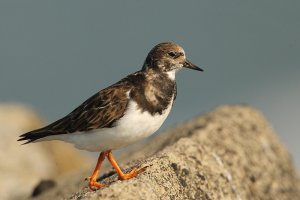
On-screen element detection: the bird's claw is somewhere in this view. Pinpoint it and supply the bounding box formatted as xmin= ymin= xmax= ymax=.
xmin=85 ymin=176 xmax=106 ymax=190
xmin=118 ymin=166 xmax=147 ymax=180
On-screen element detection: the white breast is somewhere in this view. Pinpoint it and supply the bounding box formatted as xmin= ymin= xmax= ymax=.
xmin=51 ymin=98 xmax=173 ymax=152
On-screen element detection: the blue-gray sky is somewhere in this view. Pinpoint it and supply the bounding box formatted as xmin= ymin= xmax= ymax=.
xmin=1 ymin=1 xmax=299 ymax=168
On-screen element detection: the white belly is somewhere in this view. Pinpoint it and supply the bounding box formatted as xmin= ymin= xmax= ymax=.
xmin=52 ymin=99 xmax=173 ymax=152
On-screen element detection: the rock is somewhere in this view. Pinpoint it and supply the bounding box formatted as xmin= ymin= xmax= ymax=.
xmin=23 ymin=105 xmax=300 ymax=199
xmin=0 ymin=103 xmax=91 ymax=200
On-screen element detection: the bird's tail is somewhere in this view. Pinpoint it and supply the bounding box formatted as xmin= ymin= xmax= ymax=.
xmin=18 ymin=129 xmax=55 ymax=144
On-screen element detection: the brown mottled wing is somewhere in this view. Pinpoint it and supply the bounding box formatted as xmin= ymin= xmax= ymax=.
xmin=51 ymin=83 xmax=131 ymax=132
xmin=18 ymin=81 xmax=132 ymax=143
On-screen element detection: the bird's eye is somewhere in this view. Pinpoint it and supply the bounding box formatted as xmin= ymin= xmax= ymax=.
xmin=168 ymin=51 xmax=176 ymax=58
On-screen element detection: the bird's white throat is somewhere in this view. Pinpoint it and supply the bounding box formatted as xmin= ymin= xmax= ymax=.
xmin=166 ymin=69 xmax=176 ymax=80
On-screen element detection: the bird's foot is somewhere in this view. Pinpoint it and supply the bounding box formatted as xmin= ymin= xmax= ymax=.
xmin=118 ymin=166 xmax=147 ymax=180
xmin=85 ymin=177 xmax=106 ymax=191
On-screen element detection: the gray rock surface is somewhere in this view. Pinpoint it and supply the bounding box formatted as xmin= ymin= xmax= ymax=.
xmin=27 ymin=105 xmax=300 ymax=200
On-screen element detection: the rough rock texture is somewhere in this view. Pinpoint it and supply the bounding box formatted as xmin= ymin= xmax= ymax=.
xmin=26 ymin=105 xmax=300 ymax=199
xmin=0 ymin=103 xmax=91 ymax=200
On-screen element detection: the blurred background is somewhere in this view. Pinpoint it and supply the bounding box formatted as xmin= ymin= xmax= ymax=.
xmin=0 ymin=1 xmax=299 ymax=198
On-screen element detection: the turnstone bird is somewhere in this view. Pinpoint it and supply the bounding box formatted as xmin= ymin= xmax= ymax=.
xmin=18 ymin=42 xmax=203 ymax=190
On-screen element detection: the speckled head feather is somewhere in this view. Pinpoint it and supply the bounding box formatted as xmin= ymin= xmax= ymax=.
xmin=142 ymin=42 xmax=202 ymax=73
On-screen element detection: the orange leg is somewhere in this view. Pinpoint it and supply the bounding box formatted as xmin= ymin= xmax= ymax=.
xmin=106 ymin=150 xmax=146 ymax=180
xmin=86 ymin=151 xmax=107 ymax=190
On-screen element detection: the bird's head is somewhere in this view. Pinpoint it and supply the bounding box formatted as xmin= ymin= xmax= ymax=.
xmin=142 ymin=42 xmax=203 ymax=78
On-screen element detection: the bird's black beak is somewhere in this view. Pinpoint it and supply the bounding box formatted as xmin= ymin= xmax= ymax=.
xmin=183 ymin=60 xmax=203 ymax=71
